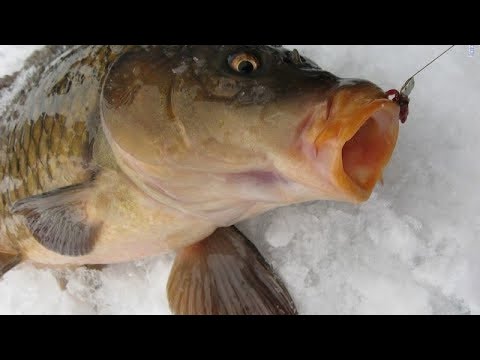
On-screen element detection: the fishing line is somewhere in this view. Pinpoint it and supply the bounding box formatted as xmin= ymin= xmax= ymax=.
xmin=400 ymin=45 xmax=455 ymax=96
xmin=387 ymin=45 xmax=455 ymax=123
xmin=409 ymin=45 xmax=455 ymax=80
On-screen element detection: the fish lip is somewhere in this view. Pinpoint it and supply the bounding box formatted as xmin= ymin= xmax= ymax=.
xmin=294 ymin=97 xmax=400 ymax=203
xmin=331 ymin=99 xmax=400 ymax=202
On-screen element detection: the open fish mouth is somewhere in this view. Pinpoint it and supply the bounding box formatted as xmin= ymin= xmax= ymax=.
xmin=326 ymin=99 xmax=399 ymax=202
xmin=339 ymin=102 xmax=400 ymax=200
xmin=297 ymin=93 xmax=400 ymax=203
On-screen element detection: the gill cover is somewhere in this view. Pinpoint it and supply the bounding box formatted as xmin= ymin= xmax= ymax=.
xmin=101 ymin=46 xmax=187 ymax=166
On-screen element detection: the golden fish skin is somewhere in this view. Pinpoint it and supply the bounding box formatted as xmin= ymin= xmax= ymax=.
xmin=1 ymin=46 xmax=118 ymax=257
xmin=0 ymin=46 xmax=401 ymax=315
xmin=0 ymin=46 xmax=211 ymax=265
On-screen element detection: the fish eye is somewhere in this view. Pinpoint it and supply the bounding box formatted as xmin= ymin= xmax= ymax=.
xmin=228 ymin=53 xmax=260 ymax=74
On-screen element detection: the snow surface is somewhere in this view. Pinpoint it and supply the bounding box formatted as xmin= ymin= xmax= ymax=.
xmin=0 ymin=45 xmax=479 ymax=315
xmin=0 ymin=45 xmax=43 ymax=77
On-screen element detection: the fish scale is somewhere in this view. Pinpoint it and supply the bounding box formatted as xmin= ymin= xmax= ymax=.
xmin=1 ymin=114 xmax=87 ymax=215
xmin=0 ymin=45 xmax=124 ymax=252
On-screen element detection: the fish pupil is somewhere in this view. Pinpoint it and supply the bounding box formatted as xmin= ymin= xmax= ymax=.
xmin=238 ymin=60 xmax=254 ymax=74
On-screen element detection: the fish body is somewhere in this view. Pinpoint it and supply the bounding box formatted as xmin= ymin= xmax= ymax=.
xmin=0 ymin=46 xmax=215 ymax=265
xmin=0 ymin=45 xmax=401 ymax=314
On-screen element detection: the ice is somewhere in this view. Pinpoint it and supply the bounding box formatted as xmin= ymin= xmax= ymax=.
xmin=64 ymin=257 xmax=173 ymax=315
xmin=1 ymin=45 xmax=479 ymax=314
xmin=0 ymin=45 xmax=43 ymax=77
xmin=0 ymin=263 xmax=95 ymax=315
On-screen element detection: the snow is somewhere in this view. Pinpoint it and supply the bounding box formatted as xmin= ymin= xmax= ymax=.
xmin=1 ymin=45 xmax=479 ymax=315
xmin=0 ymin=45 xmax=43 ymax=77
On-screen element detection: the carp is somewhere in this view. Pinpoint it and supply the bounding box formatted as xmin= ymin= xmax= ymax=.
xmin=0 ymin=45 xmax=400 ymax=314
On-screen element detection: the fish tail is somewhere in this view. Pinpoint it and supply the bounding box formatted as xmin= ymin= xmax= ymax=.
xmin=0 ymin=220 xmax=22 ymax=278
xmin=0 ymin=250 xmax=21 ymax=278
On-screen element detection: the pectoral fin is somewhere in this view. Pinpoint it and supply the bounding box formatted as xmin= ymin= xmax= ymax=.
xmin=167 ymin=226 xmax=297 ymax=315
xmin=11 ymin=183 xmax=101 ymax=257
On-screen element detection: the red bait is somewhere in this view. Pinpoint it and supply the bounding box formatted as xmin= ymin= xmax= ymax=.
xmin=386 ymin=89 xmax=410 ymax=124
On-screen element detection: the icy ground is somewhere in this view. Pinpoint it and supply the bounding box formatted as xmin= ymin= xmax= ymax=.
xmin=0 ymin=45 xmax=479 ymax=315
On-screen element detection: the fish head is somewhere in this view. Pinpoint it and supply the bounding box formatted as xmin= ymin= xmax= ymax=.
xmin=101 ymin=45 xmax=400 ymax=225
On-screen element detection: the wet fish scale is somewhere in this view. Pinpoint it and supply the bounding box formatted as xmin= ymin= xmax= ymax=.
xmin=0 ymin=45 xmax=124 ymax=252
xmin=2 ymin=115 xmax=93 ymax=204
